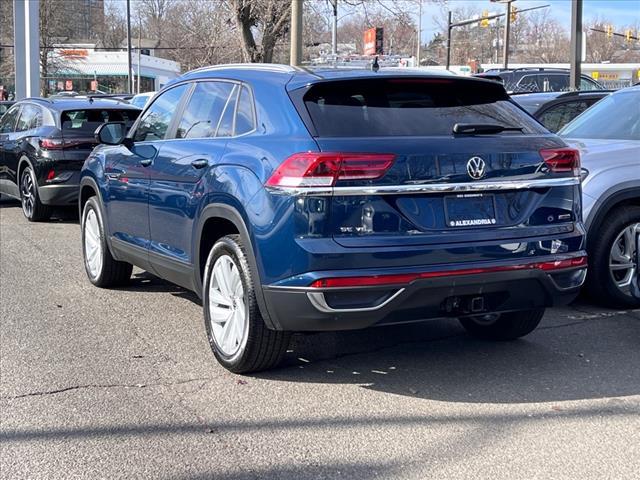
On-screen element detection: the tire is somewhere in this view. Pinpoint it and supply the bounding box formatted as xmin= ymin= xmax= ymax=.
xmin=586 ymin=206 xmax=640 ymax=309
xmin=81 ymin=196 xmax=132 ymax=287
xmin=203 ymin=234 xmax=290 ymax=374
xmin=459 ymin=308 xmax=545 ymax=341
xmin=20 ymin=165 xmax=51 ymax=222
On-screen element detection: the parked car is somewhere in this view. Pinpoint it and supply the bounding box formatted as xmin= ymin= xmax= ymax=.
xmin=0 ymin=101 xmax=15 ymax=116
xmin=476 ymin=68 xmax=605 ymax=94
xmin=512 ymin=90 xmax=611 ymax=132
xmin=80 ymin=64 xmax=587 ymax=373
xmin=559 ymin=85 xmax=640 ymax=308
xmin=0 ymin=97 xmax=140 ymax=221
xmin=130 ymin=91 xmax=156 ymax=109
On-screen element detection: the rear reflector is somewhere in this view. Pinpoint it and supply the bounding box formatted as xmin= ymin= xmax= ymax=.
xmin=266 ymin=152 xmax=395 ymax=188
xmin=540 ymin=148 xmax=580 ymax=176
xmin=309 ymin=256 xmax=587 ymax=288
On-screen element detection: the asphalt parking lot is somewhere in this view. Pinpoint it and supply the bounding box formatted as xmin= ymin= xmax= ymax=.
xmin=1 ymin=198 xmax=639 ymax=480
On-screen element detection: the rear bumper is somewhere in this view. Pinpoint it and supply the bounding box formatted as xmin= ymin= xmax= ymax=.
xmin=37 ymin=171 xmax=81 ymax=206
xmin=38 ymin=184 xmax=79 ymax=206
xmin=262 ymin=260 xmax=586 ymax=331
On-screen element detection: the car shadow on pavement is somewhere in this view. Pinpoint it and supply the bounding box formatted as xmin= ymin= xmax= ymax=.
xmin=255 ymin=308 xmax=640 ymax=404
xmin=0 ymin=197 xmax=78 ymax=223
xmin=114 ymin=271 xmax=202 ymax=304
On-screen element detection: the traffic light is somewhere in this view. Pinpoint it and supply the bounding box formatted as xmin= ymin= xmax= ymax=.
xmin=510 ymin=6 xmax=518 ymax=22
xmin=625 ymin=29 xmax=632 ymax=42
xmin=480 ymin=10 xmax=489 ymax=28
xmin=606 ymin=25 xmax=613 ymax=38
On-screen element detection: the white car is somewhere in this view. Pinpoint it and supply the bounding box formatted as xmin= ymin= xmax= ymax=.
xmin=559 ymin=86 xmax=640 ymax=307
xmin=130 ymin=91 xmax=156 ymax=109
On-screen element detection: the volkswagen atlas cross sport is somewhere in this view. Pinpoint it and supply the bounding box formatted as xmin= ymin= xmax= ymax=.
xmin=79 ymin=64 xmax=587 ymax=373
xmin=0 ymin=97 xmax=140 ymax=221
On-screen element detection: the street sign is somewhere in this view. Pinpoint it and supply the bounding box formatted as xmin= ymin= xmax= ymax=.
xmin=364 ymin=27 xmax=384 ymax=55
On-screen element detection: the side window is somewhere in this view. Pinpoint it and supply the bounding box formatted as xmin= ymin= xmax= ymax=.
xmin=234 ymin=86 xmax=256 ymax=136
xmin=0 ymin=105 xmax=21 ymax=133
xmin=175 ymin=81 xmax=234 ymax=139
xmin=215 ymin=86 xmax=239 ymax=138
xmin=580 ymin=77 xmax=600 ymax=91
xmin=538 ymin=101 xmax=589 ymax=133
xmin=16 ymin=104 xmax=43 ymax=132
xmin=516 ymin=75 xmax=539 ymax=93
xmin=134 ymin=84 xmax=188 ymax=142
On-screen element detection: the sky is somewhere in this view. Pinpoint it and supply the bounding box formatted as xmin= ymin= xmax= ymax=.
xmin=420 ymin=0 xmax=640 ymax=40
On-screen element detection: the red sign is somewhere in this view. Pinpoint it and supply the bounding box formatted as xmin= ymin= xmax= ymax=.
xmin=65 ymin=80 xmax=73 ymax=91
xmin=59 ymin=49 xmax=89 ymax=58
xmin=363 ymin=27 xmax=384 ymax=56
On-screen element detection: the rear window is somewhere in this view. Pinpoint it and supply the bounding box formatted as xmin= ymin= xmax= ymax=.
xmin=61 ymin=109 xmax=140 ymax=135
xmin=300 ymin=78 xmax=545 ymax=137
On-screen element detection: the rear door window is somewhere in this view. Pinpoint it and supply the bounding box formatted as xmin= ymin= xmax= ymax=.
xmin=62 ymin=109 xmax=140 ymax=136
xmin=300 ymin=78 xmax=545 ymax=137
xmin=175 ymin=81 xmax=235 ymax=139
xmin=16 ymin=104 xmax=43 ymax=132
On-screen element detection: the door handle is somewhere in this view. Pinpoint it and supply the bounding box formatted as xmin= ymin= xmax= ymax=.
xmin=139 ymin=158 xmax=153 ymax=167
xmin=191 ymin=158 xmax=209 ymax=169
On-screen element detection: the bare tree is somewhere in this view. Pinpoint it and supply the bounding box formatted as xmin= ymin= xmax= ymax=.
xmin=229 ymin=0 xmax=291 ymax=63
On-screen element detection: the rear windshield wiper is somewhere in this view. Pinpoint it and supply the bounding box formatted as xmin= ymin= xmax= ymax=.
xmin=453 ymin=123 xmax=524 ymax=135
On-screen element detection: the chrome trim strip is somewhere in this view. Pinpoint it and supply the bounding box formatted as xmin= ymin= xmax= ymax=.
xmin=266 ymin=177 xmax=579 ymax=196
xmin=306 ymin=288 xmax=405 ymax=313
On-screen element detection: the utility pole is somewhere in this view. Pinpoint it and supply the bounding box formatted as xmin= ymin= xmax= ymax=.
xmin=502 ymin=0 xmax=512 ymax=68
xmin=416 ymin=0 xmax=422 ymax=66
xmin=445 ymin=10 xmax=452 ymax=70
xmin=137 ymin=13 xmax=142 ymax=94
xmin=126 ymin=0 xmax=133 ymax=94
xmin=331 ymin=0 xmax=338 ymax=56
xmin=290 ymin=0 xmax=303 ymax=66
xmin=569 ymin=0 xmax=583 ymax=90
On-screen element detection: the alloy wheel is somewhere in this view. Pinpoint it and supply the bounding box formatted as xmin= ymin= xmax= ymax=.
xmin=609 ymin=222 xmax=640 ymax=297
xmin=20 ymin=171 xmax=35 ymax=218
xmin=84 ymin=209 xmax=103 ymax=278
xmin=209 ymin=254 xmax=247 ymax=357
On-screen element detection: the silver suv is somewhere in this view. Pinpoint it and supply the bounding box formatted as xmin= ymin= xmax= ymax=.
xmin=560 ymin=86 xmax=640 ymax=307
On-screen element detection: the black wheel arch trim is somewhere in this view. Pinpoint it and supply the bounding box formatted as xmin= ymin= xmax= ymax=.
xmin=586 ymin=182 xmax=640 ymax=242
xmin=196 ymin=203 xmax=277 ymax=330
xmin=79 ymin=176 xmax=120 ymax=261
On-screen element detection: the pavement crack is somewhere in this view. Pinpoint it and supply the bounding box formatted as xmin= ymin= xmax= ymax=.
xmin=1 ymin=377 xmax=214 ymax=401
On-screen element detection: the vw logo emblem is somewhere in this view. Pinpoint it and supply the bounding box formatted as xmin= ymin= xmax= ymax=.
xmin=467 ymin=156 xmax=486 ymax=180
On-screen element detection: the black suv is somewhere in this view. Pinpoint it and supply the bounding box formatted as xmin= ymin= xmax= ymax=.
xmin=0 ymin=97 xmax=140 ymax=220
xmin=476 ymin=68 xmax=605 ymax=94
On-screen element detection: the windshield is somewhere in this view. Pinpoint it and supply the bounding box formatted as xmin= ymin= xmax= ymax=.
xmin=559 ymin=90 xmax=640 ymax=140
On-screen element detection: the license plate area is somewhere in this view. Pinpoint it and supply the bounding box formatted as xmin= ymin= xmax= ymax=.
xmin=444 ymin=194 xmax=497 ymax=228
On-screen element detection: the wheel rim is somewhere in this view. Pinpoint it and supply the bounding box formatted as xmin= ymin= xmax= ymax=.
xmin=84 ymin=209 xmax=103 ymax=278
xmin=609 ymin=222 xmax=640 ymax=297
xmin=208 ymin=255 xmax=247 ymax=357
xmin=20 ymin=170 xmax=35 ymax=218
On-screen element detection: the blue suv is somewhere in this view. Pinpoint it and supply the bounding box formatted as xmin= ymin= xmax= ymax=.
xmin=80 ymin=64 xmax=587 ymax=373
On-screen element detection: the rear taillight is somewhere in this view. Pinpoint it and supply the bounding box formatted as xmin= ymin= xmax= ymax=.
xmin=540 ymin=148 xmax=580 ymax=176
xmin=309 ymin=256 xmax=588 ymax=288
xmin=39 ymin=138 xmax=65 ymax=150
xmin=266 ymin=152 xmax=395 ymax=188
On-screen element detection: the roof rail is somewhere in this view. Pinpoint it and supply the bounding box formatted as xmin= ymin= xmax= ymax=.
xmin=23 ymin=97 xmax=52 ymax=103
xmin=186 ymin=63 xmax=302 ymax=75
xmin=557 ymin=89 xmax=613 ymax=99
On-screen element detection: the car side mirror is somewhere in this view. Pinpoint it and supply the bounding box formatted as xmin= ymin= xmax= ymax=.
xmin=95 ymin=122 xmax=131 ymax=147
